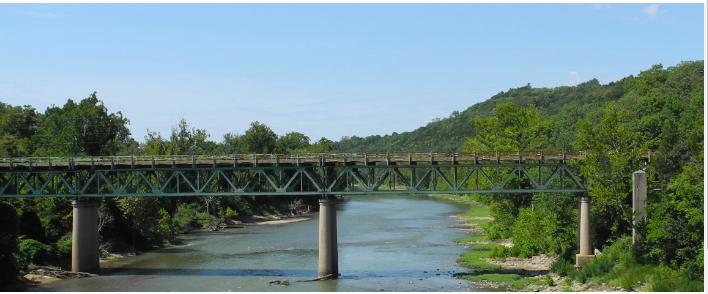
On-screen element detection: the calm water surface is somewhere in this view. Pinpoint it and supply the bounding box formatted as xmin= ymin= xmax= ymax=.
xmin=29 ymin=194 xmax=492 ymax=292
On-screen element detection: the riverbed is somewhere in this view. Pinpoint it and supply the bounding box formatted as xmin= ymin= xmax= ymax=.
xmin=28 ymin=194 xmax=493 ymax=292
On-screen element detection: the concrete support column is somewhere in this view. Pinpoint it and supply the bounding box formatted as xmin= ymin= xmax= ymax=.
xmin=72 ymin=199 xmax=100 ymax=273
xmin=632 ymin=170 xmax=647 ymax=244
xmin=575 ymin=195 xmax=595 ymax=267
xmin=318 ymin=198 xmax=338 ymax=278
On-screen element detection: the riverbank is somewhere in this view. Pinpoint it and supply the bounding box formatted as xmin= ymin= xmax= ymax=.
xmin=431 ymin=194 xmax=632 ymax=292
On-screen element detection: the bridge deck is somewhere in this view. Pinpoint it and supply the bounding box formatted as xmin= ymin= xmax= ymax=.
xmin=0 ymin=151 xmax=606 ymax=171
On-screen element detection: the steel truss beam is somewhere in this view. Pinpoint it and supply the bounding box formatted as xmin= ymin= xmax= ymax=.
xmin=0 ymin=163 xmax=586 ymax=198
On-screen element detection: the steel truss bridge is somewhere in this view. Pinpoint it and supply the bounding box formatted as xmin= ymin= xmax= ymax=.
xmin=0 ymin=151 xmax=613 ymax=198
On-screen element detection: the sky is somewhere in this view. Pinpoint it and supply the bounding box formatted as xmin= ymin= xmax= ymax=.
xmin=0 ymin=2 xmax=705 ymax=144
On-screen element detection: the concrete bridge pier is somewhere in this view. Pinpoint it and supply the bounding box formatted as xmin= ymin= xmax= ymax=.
xmin=318 ymin=197 xmax=339 ymax=279
xmin=575 ymin=195 xmax=595 ymax=267
xmin=72 ymin=199 xmax=100 ymax=273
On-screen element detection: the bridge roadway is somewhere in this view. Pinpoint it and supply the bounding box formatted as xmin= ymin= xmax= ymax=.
xmin=0 ymin=151 xmax=652 ymax=279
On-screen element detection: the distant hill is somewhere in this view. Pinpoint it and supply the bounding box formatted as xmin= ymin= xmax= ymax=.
xmin=332 ymin=76 xmax=629 ymax=152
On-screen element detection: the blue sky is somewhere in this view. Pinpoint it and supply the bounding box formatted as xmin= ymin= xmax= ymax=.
xmin=0 ymin=3 xmax=704 ymax=144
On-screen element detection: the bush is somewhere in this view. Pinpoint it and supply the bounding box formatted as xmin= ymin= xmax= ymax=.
xmin=222 ymin=207 xmax=238 ymax=219
xmin=19 ymin=239 xmax=56 ymax=266
xmin=489 ymin=244 xmax=521 ymax=259
xmin=545 ymin=274 xmax=555 ymax=286
xmin=550 ymin=258 xmax=576 ymax=277
xmin=56 ymin=233 xmax=72 ymax=260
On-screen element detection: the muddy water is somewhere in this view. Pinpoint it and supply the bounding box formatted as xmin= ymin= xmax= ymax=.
xmin=29 ymin=194 xmax=491 ymax=292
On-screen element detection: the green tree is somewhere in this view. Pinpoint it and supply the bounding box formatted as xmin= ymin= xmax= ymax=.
xmin=305 ymin=137 xmax=333 ymax=153
xmin=116 ymin=197 xmax=165 ymax=250
xmin=644 ymin=151 xmax=704 ymax=277
xmin=140 ymin=119 xmax=211 ymax=155
xmin=242 ymin=121 xmax=277 ymax=153
xmin=574 ymin=101 xmax=643 ymax=247
xmin=219 ymin=132 xmax=245 ymax=154
xmin=32 ymin=92 xmax=131 ymax=156
xmin=462 ymin=102 xmax=554 ymax=151
xmin=274 ymin=132 xmax=310 ymax=154
xmin=461 ymin=103 xmax=557 ymax=250
xmin=167 ymin=119 xmax=210 ymax=155
xmin=0 ymin=103 xmax=37 ymax=157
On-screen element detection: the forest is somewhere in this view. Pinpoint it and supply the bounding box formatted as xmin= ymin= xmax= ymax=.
xmin=0 ymin=60 xmax=703 ymax=290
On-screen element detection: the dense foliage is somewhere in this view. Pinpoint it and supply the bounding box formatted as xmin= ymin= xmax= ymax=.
xmin=0 ymin=61 xmax=703 ymax=289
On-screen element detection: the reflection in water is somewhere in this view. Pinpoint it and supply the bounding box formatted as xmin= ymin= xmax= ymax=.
xmin=27 ymin=194 xmax=487 ymax=292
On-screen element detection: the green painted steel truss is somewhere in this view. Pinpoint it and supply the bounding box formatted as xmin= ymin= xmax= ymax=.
xmin=0 ymin=163 xmax=587 ymax=198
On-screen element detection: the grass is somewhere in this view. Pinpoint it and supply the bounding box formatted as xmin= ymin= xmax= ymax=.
xmin=471 ymin=243 xmax=497 ymax=251
xmin=455 ymin=272 xmax=546 ymax=290
xmin=459 ymin=204 xmax=490 ymax=218
xmin=453 ymin=235 xmax=488 ymax=243
xmin=457 ymin=249 xmax=501 ymax=271
xmin=466 ymin=218 xmax=492 ymax=227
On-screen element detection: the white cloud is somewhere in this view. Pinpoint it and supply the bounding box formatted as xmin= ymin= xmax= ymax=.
xmin=642 ymin=4 xmax=661 ymax=19
xmin=593 ymin=4 xmax=611 ymax=10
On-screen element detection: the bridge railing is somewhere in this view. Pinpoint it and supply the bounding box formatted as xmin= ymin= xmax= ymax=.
xmin=0 ymin=150 xmax=657 ymax=165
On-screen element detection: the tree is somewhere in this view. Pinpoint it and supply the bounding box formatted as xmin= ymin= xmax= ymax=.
xmin=220 ymin=132 xmax=245 ymax=154
xmin=462 ymin=102 xmax=554 ymax=151
xmin=116 ymin=197 xmax=165 ymax=249
xmin=574 ymin=101 xmax=643 ymax=247
xmin=460 ymin=103 xmax=556 ymax=247
xmin=32 ymin=92 xmax=131 ymax=156
xmin=306 ymin=137 xmax=333 ymax=153
xmin=242 ymin=121 xmax=277 ymax=153
xmin=140 ymin=119 xmax=211 ymax=155
xmin=644 ymin=152 xmax=704 ymax=276
xmin=274 ymin=132 xmax=310 ymax=154
xmin=166 ymin=119 xmax=210 ymax=155
xmin=0 ymin=103 xmax=37 ymax=157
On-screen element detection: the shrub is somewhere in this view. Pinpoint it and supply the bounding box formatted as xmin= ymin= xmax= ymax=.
xmin=551 ymin=258 xmax=576 ymax=277
xmin=545 ymin=274 xmax=555 ymax=286
xmin=489 ymin=244 xmax=521 ymax=259
xmin=56 ymin=233 xmax=72 ymax=260
xmin=223 ymin=207 xmax=238 ymax=218
xmin=19 ymin=239 xmax=56 ymax=266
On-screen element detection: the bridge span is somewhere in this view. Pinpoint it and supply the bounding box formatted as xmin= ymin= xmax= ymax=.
xmin=0 ymin=151 xmax=652 ymax=279
xmin=0 ymin=151 xmax=598 ymax=197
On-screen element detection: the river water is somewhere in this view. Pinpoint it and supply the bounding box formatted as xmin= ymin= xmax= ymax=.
xmin=29 ymin=194 xmax=491 ymax=292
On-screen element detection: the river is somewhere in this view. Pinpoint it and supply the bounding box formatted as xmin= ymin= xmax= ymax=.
xmin=29 ymin=194 xmax=493 ymax=292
